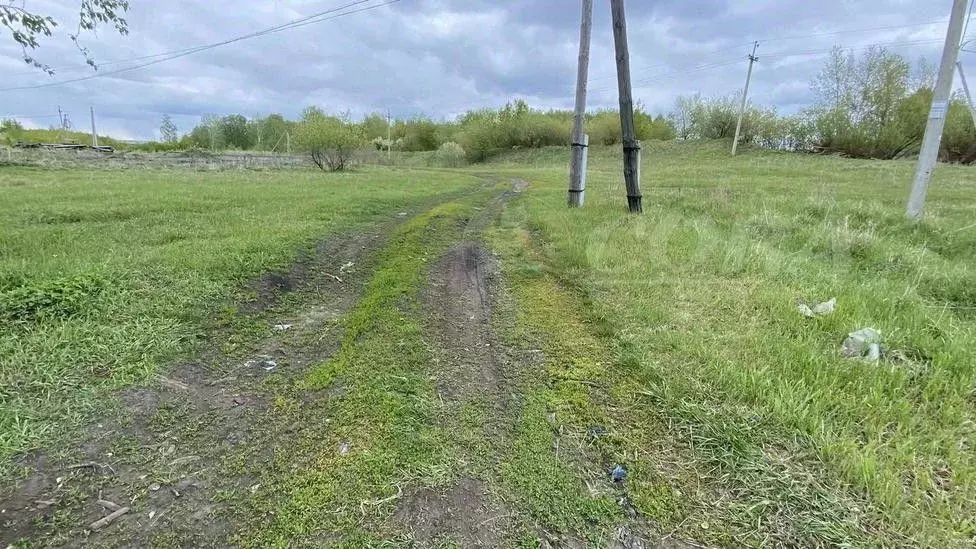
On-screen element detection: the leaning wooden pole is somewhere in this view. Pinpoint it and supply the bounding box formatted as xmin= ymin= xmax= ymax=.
xmin=610 ymin=0 xmax=642 ymax=213
xmin=568 ymin=0 xmax=593 ymax=207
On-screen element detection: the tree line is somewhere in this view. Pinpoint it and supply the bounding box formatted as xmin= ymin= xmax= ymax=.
xmin=4 ymin=44 xmax=974 ymax=170
xmin=670 ymin=46 xmax=975 ymax=162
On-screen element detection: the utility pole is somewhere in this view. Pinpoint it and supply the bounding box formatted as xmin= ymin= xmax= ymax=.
xmin=956 ymin=61 xmax=976 ymax=128
xmin=90 ymin=106 xmax=98 ymax=147
xmin=568 ymin=0 xmax=593 ymax=207
xmin=387 ymin=109 xmax=393 ymax=165
xmin=610 ymin=0 xmax=642 ymax=213
xmin=286 ymin=131 xmax=291 ymax=155
xmin=907 ymin=0 xmax=968 ymax=221
xmin=732 ymin=42 xmax=759 ymax=156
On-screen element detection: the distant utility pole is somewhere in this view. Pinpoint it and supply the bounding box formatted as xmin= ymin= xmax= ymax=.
xmin=731 ymin=41 xmax=759 ymax=156
xmin=57 ymin=106 xmax=70 ymax=133
xmin=387 ymin=109 xmax=393 ymax=165
xmin=907 ymin=0 xmax=968 ymax=221
xmin=610 ymin=0 xmax=642 ymax=213
xmin=956 ymin=61 xmax=976 ymax=128
xmin=286 ymin=131 xmax=291 ymax=155
xmin=90 ymin=106 xmax=98 ymax=147
xmin=568 ymin=0 xmax=593 ymax=207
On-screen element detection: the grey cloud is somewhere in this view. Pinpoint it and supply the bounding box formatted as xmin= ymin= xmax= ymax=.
xmin=0 ymin=0 xmax=964 ymax=139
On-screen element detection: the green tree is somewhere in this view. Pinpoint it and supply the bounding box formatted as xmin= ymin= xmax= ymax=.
xmin=220 ymin=115 xmax=252 ymax=150
xmin=1 ymin=1 xmax=129 ymax=73
xmin=160 ymin=115 xmax=178 ymax=143
xmin=261 ymin=114 xmax=291 ymax=151
xmin=294 ymin=108 xmax=363 ymax=172
xmin=361 ymin=113 xmax=389 ymax=140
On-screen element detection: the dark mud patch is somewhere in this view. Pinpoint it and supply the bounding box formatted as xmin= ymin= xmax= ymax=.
xmin=393 ymin=477 xmax=509 ymax=548
xmin=423 ymin=243 xmax=504 ymax=400
xmin=0 ymin=223 xmax=396 ymax=548
xmin=242 ymin=227 xmax=386 ymax=314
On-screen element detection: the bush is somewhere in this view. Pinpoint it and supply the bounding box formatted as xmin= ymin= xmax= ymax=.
xmin=589 ymin=108 xmax=675 ymax=145
xmin=435 ymin=142 xmax=466 ymax=167
xmin=294 ymin=107 xmax=364 ymax=172
xmin=456 ymin=100 xmax=572 ymax=161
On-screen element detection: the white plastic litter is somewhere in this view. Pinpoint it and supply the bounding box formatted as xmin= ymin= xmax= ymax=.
xmin=841 ymin=327 xmax=882 ymax=362
xmin=798 ymin=297 xmax=836 ymax=318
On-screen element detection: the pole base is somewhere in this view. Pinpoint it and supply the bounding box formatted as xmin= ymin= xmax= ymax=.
xmin=568 ymin=188 xmax=585 ymax=207
xmin=627 ymin=195 xmax=642 ymax=213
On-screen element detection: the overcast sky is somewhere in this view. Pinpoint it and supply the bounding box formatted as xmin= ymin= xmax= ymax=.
xmin=0 ymin=0 xmax=967 ymax=140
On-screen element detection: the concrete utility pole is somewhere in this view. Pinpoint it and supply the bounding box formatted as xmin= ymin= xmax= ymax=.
xmin=387 ymin=109 xmax=393 ymax=165
xmin=956 ymin=61 xmax=976 ymax=128
xmin=907 ymin=0 xmax=968 ymax=221
xmin=568 ymin=0 xmax=593 ymax=207
xmin=90 ymin=106 xmax=98 ymax=147
xmin=732 ymin=41 xmax=759 ymax=156
xmin=610 ymin=0 xmax=642 ymax=213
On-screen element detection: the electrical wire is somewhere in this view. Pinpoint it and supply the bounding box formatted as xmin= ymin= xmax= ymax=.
xmin=757 ymin=19 xmax=950 ymax=43
xmin=0 ymin=0 xmax=399 ymax=92
xmin=0 ymin=114 xmax=61 ymax=119
xmin=590 ymin=19 xmax=950 ymax=84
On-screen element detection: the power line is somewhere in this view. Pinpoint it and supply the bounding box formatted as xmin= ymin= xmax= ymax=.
xmin=757 ymin=19 xmax=950 ymax=43
xmin=591 ymin=19 xmax=952 ymax=85
xmin=3 ymin=0 xmax=384 ymax=79
xmin=0 ymin=0 xmax=400 ymax=92
xmin=963 ymin=0 xmax=974 ymax=41
xmin=763 ymin=37 xmax=955 ymax=60
xmin=590 ymin=36 xmax=960 ymax=94
xmin=0 ymin=114 xmax=62 ymax=119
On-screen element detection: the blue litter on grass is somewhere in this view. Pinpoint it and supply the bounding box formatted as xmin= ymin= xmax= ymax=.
xmin=612 ymin=465 xmax=627 ymax=482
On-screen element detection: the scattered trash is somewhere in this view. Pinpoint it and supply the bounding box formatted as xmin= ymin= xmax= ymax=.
xmin=611 ymin=465 xmax=628 ymax=483
xmin=148 ymin=483 xmax=161 ymax=492
xmin=798 ymin=297 xmax=836 ymax=318
xmin=250 ymin=483 xmax=261 ymax=494
xmin=273 ymin=324 xmax=292 ymax=331
xmin=841 ymin=327 xmax=882 ymax=362
xmin=246 ymin=357 xmax=278 ymax=371
xmin=813 ymin=298 xmax=836 ymax=315
xmin=232 ymin=397 xmax=246 ymax=406
xmin=340 ymin=261 xmax=355 ymax=273
xmin=338 ymin=440 xmax=352 ymax=455
xmin=148 ymin=510 xmax=157 ymax=520
xmin=397 ymin=212 xmax=408 ymax=217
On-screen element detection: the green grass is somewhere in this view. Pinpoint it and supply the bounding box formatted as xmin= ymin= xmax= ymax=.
xmin=3 ymin=142 xmax=976 ymax=547
xmin=485 ymin=141 xmax=976 ymax=545
xmin=0 ymin=166 xmax=477 ymax=468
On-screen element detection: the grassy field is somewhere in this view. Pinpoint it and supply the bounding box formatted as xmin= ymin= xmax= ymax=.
xmin=1 ymin=143 xmax=974 ymax=547
xmin=487 ymin=141 xmax=976 ymax=545
xmin=0 ymin=168 xmax=477 ymax=464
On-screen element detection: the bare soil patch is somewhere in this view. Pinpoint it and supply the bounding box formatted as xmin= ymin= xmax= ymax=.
xmin=423 ymin=243 xmax=505 ymax=400
xmin=393 ymin=477 xmax=509 ymax=548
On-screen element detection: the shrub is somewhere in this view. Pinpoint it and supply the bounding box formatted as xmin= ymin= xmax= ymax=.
xmin=456 ymin=100 xmax=572 ymax=161
xmin=435 ymin=142 xmax=466 ymax=167
xmin=294 ymin=107 xmax=364 ymax=172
